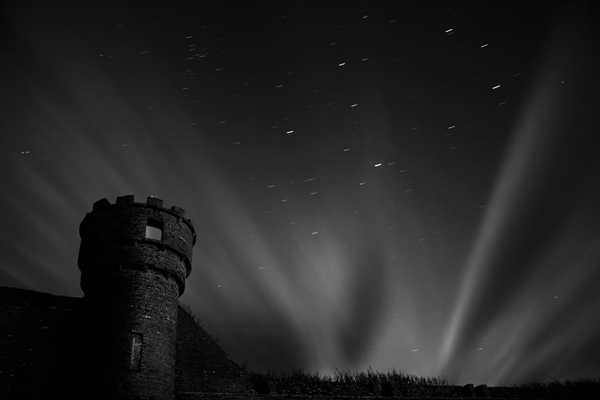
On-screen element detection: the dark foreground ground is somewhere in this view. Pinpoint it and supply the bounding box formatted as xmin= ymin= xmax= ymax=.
xmin=225 ymin=371 xmax=600 ymax=400
xmin=179 ymin=392 xmax=599 ymax=400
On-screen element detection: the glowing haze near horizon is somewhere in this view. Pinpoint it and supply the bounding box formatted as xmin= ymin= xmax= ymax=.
xmin=1 ymin=3 xmax=598 ymax=385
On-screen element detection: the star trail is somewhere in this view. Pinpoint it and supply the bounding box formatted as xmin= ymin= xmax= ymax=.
xmin=1 ymin=2 xmax=598 ymax=385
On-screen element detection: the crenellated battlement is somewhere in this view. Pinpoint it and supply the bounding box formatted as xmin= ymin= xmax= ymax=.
xmin=91 ymin=194 xmax=196 ymax=242
xmin=80 ymin=195 xmax=196 ymax=295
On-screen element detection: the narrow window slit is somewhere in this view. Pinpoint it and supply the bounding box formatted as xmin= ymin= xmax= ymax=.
xmin=129 ymin=332 xmax=143 ymax=370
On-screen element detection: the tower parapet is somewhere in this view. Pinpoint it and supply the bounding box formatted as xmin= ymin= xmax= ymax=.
xmin=78 ymin=195 xmax=196 ymax=400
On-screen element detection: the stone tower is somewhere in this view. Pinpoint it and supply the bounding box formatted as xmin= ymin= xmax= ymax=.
xmin=77 ymin=195 xmax=196 ymax=400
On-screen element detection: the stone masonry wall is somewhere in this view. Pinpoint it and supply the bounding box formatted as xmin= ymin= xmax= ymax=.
xmin=78 ymin=195 xmax=196 ymax=400
xmin=176 ymin=306 xmax=247 ymax=394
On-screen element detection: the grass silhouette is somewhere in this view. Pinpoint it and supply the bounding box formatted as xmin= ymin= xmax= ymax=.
xmin=245 ymin=370 xmax=600 ymax=399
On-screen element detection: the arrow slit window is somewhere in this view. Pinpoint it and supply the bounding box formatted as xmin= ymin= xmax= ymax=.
xmin=129 ymin=332 xmax=143 ymax=370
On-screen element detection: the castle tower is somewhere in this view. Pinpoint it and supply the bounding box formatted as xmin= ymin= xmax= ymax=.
xmin=77 ymin=195 xmax=196 ymax=400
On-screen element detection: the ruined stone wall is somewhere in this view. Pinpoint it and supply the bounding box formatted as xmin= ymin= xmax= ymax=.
xmin=175 ymin=306 xmax=247 ymax=394
xmin=1 ymin=287 xmax=249 ymax=400
xmin=0 ymin=288 xmax=85 ymax=400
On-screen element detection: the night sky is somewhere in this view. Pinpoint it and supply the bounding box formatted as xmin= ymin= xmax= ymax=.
xmin=1 ymin=2 xmax=599 ymax=385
